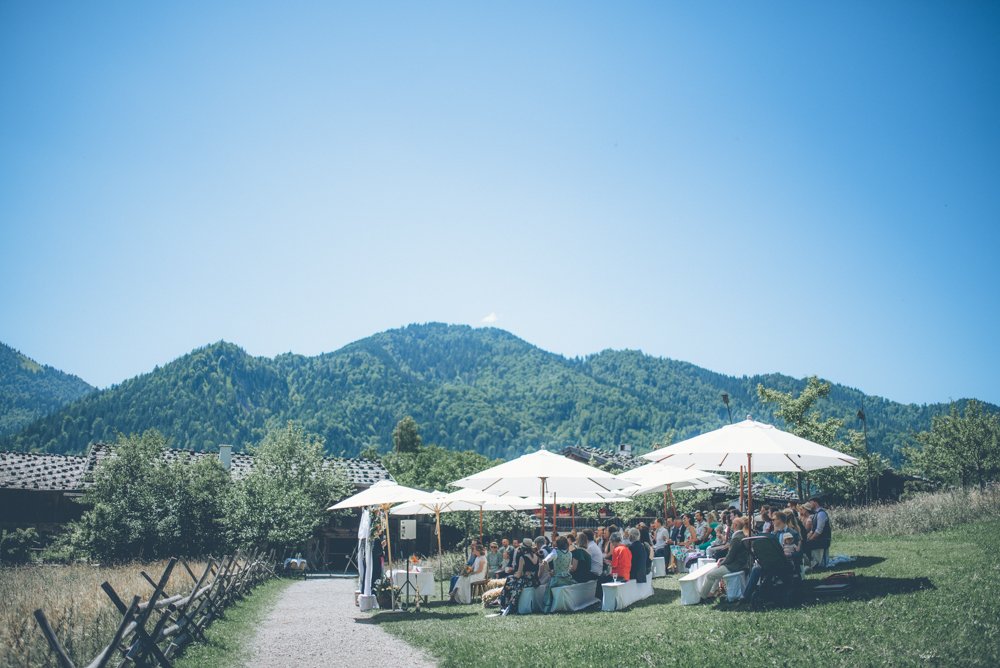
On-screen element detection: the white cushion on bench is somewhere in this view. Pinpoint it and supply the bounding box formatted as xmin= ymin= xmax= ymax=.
xmin=601 ymin=579 xmax=654 ymax=612
xmin=547 ymin=580 xmax=599 ymax=613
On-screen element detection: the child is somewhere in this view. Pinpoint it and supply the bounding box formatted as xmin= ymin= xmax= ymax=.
xmin=782 ymin=533 xmax=799 ymax=558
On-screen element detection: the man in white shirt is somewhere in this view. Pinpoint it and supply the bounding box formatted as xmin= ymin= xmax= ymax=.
xmin=652 ymin=518 xmax=670 ymax=558
xmin=583 ymin=529 xmax=604 ymax=577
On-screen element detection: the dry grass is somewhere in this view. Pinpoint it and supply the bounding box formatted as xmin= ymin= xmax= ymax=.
xmin=0 ymin=560 xmax=206 ymax=668
xmin=835 ymin=485 xmax=1000 ymax=536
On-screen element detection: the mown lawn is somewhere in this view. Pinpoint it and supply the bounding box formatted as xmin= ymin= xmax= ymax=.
xmin=371 ymin=519 xmax=1000 ymax=668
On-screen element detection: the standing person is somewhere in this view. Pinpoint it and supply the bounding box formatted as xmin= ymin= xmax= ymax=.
xmin=652 ymin=518 xmax=670 ymax=559
xmin=802 ymin=498 xmax=832 ymax=568
xmin=697 ymin=517 xmax=751 ymax=600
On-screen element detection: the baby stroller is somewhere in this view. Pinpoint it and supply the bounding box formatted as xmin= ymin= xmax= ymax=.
xmin=744 ymin=535 xmax=801 ymax=607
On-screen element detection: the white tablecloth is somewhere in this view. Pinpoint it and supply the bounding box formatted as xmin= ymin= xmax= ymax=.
xmin=601 ymin=579 xmax=654 ymax=611
xmin=387 ymin=568 xmax=436 ymax=597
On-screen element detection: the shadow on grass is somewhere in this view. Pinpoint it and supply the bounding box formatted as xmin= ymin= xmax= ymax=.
xmin=816 ymin=555 xmax=886 ymax=570
xmin=715 ymin=575 xmax=935 ymax=612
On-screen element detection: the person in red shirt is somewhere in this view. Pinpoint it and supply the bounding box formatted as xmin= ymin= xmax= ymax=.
xmin=610 ymin=532 xmax=632 ymax=581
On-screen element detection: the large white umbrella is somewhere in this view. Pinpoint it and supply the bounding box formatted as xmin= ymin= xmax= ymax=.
xmin=390 ymin=489 xmax=538 ymax=599
xmin=450 ymin=450 xmax=637 ymax=536
xmin=641 ymin=418 xmax=858 ymax=518
xmin=328 ymin=480 xmax=433 ymax=609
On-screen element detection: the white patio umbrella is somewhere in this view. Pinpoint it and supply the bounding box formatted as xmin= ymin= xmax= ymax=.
xmin=450 ymin=450 xmax=638 ymax=536
xmin=641 ymin=418 xmax=858 ymax=520
xmin=328 ymin=480 xmax=433 ymax=608
xmin=390 ymin=489 xmax=538 ymax=599
xmin=619 ymin=461 xmax=730 ymax=518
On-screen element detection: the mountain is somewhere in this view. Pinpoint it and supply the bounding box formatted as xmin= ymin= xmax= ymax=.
xmin=0 ymin=342 xmax=95 ymax=436
xmin=1 ymin=324 xmax=983 ymax=463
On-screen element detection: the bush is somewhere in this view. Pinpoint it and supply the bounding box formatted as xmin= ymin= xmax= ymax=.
xmin=0 ymin=528 xmax=38 ymax=565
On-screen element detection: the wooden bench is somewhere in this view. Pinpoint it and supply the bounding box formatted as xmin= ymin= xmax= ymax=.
xmin=470 ymin=579 xmax=490 ymax=600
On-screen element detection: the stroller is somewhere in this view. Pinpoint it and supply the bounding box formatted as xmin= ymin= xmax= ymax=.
xmin=744 ymin=535 xmax=801 ymax=607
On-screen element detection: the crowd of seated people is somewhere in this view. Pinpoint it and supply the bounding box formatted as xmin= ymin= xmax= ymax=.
xmin=464 ymin=497 xmax=835 ymax=611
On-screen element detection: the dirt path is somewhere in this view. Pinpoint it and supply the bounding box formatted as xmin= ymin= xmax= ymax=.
xmin=245 ymin=578 xmax=436 ymax=668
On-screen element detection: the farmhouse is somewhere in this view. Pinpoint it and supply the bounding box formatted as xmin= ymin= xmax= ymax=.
xmin=0 ymin=444 xmax=392 ymax=568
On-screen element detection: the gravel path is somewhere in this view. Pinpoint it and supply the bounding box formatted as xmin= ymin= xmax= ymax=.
xmin=246 ymin=578 xmax=437 ymax=668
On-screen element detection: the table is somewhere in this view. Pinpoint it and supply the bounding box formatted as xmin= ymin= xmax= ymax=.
xmin=387 ymin=568 xmax=436 ymax=598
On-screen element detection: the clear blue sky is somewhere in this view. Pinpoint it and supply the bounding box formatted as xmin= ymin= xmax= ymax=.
xmin=1 ymin=2 xmax=998 ymax=405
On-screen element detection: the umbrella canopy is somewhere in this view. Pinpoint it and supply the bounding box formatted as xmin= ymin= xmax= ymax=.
xmin=451 ymin=450 xmax=638 ymax=535
xmin=389 ymin=488 xmax=539 ymax=515
xmin=451 ymin=450 xmax=638 ymax=497
xmin=519 ymin=491 xmax=635 ymax=504
xmin=641 ymin=418 xmax=859 ymax=473
xmin=327 ymin=479 xmax=433 ymax=510
xmin=619 ymin=462 xmax=729 ymax=496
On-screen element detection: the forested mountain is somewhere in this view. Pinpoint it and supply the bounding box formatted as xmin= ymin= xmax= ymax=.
xmin=0 ymin=342 xmax=95 ymax=436
xmin=2 ymin=324 xmax=984 ymax=463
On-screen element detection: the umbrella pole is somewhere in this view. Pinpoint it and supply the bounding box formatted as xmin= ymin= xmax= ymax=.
xmin=662 ymin=490 xmax=667 ymax=520
xmin=552 ymin=493 xmax=557 ymax=541
xmin=539 ymin=478 xmax=547 ymax=537
xmin=436 ymin=509 xmax=444 ymax=601
xmin=669 ymin=485 xmax=676 ymax=516
xmin=746 ymin=455 xmax=753 ymax=535
xmin=383 ymin=505 xmax=396 ymax=610
xmin=479 ymin=508 xmax=484 ymax=543
xmin=739 ymin=466 xmax=745 ymax=512
xmin=572 ymin=503 xmax=576 ymax=532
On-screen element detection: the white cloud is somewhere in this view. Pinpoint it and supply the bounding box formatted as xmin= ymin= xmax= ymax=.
xmin=480 ymin=312 xmax=499 ymax=325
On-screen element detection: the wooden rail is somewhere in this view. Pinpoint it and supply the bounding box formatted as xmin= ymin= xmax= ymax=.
xmin=33 ymin=549 xmax=276 ymax=668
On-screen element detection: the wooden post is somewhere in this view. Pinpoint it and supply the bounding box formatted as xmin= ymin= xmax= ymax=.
xmin=539 ymin=478 xmax=547 ymax=537
xmin=551 ymin=493 xmax=557 ymax=541
xmin=739 ymin=466 xmax=745 ymax=512
xmin=436 ymin=508 xmax=444 ymax=601
xmin=479 ymin=508 xmax=484 ymax=543
xmin=571 ymin=503 xmax=576 ymax=532
xmin=746 ymin=455 xmax=754 ymax=535
xmin=662 ymin=490 xmax=667 ymax=520
xmin=668 ymin=485 xmax=676 ymax=516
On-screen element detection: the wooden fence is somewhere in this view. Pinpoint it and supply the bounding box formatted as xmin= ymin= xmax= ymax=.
xmin=32 ymin=549 xmax=275 ymax=668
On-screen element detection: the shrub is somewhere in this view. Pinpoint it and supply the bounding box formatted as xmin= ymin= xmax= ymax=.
xmin=0 ymin=528 xmax=38 ymax=565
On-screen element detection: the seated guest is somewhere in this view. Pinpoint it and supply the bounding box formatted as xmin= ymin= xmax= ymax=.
xmin=697 ymin=517 xmax=751 ymax=600
xmin=627 ymin=528 xmax=649 ymax=583
xmin=801 ymin=498 xmax=831 ymax=568
xmin=610 ymin=532 xmax=632 ymax=581
xmin=536 ymin=537 xmax=552 ymax=585
xmin=706 ymin=523 xmax=730 ymax=559
xmin=451 ymin=545 xmax=487 ymax=604
xmin=571 ymin=532 xmax=596 ymax=582
xmin=499 ymin=537 xmax=539 ymax=615
xmin=543 ymin=536 xmax=575 ymax=611
xmin=583 ymin=529 xmax=604 ymax=578
xmin=694 ymin=511 xmax=711 ymax=545
xmin=487 ymin=541 xmax=505 ymax=577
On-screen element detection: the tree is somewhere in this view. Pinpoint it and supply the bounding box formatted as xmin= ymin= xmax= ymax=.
xmin=225 ymin=422 xmax=354 ymax=552
xmin=392 ymin=416 xmax=422 ymax=453
xmin=758 ymin=377 xmax=885 ymax=504
xmin=907 ymin=400 xmax=1000 ymax=490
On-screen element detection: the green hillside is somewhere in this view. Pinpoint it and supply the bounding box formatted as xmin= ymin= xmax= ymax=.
xmin=1 ymin=324 xmax=977 ymax=462
xmin=0 ymin=342 xmax=95 ymax=436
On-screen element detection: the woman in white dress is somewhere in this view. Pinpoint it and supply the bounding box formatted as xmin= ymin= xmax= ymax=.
xmin=451 ymin=545 xmax=488 ymax=604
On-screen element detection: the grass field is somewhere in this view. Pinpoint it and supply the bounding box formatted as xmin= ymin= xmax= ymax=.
xmin=0 ymin=560 xmax=206 ymax=668
xmin=370 ymin=518 xmax=1000 ymax=668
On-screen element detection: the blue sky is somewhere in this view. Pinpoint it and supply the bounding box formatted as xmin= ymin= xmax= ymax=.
xmin=1 ymin=1 xmax=998 ymax=405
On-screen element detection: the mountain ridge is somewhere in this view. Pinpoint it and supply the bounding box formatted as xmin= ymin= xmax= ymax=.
xmin=0 ymin=342 xmax=95 ymax=436
xmin=2 ymin=323 xmax=990 ymax=463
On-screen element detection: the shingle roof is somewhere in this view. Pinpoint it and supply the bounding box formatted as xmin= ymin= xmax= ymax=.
xmin=560 ymin=444 xmax=645 ymax=472
xmin=0 ymin=451 xmax=88 ymax=491
xmin=2 ymin=444 xmax=392 ymax=492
